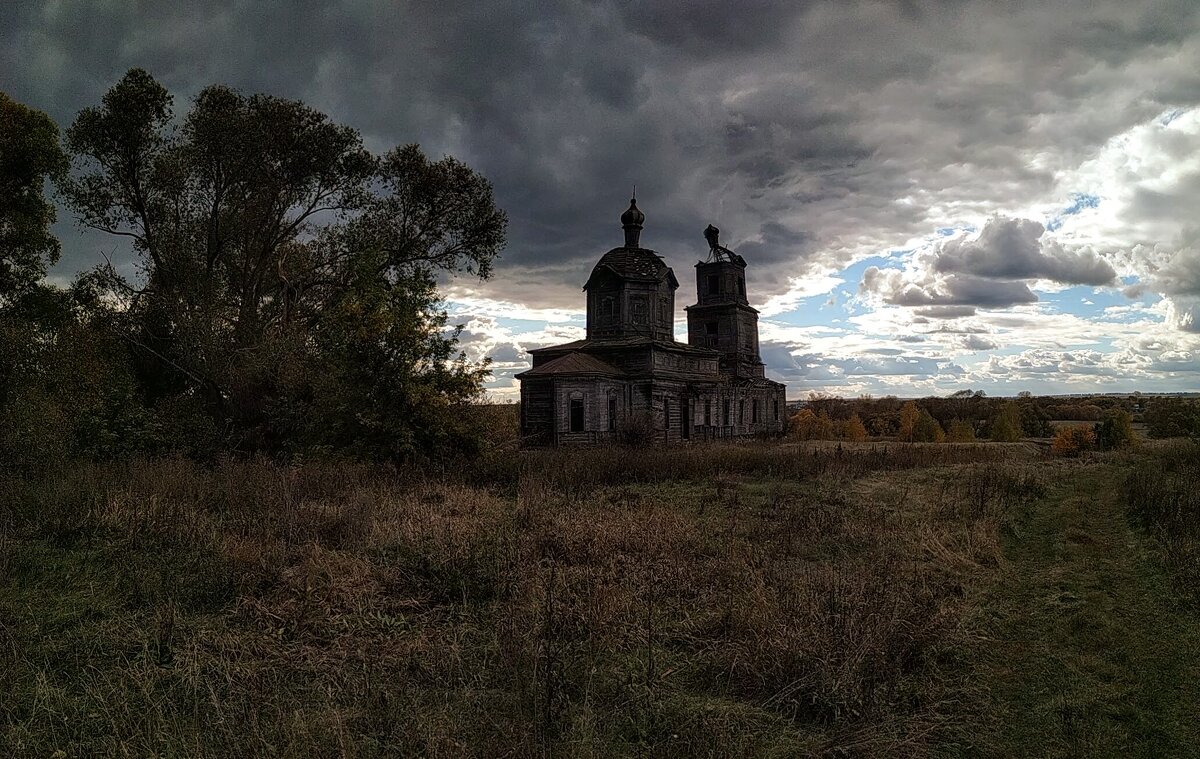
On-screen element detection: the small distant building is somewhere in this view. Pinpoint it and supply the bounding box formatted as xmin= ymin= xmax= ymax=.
xmin=516 ymin=198 xmax=786 ymax=446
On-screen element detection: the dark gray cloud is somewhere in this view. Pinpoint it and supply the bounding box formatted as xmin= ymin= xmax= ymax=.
xmin=913 ymin=306 xmax=977 ymax=319
xmin=10 ymin=0 xmax=1198 ymax=298
xmin=934 ymin=217 xmax=1116 ymax=286
xmin=861 ymin=266 xmax=1039 ymax=308
xmin=960 ymin=335 xmax=999 ymax=351
xmin=7 ymin=0 xmax=1200 ymax=393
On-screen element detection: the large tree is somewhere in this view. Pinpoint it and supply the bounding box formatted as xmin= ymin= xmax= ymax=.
xmin=1 ymin=93 xmax=70 ymax=439
xmin=0 ymin=91 xmax=143 ymax=469
xmin=0 ymin=92 xmax=67 ymax=299
xmin=62 ymin=69 xmax=507 ymax=459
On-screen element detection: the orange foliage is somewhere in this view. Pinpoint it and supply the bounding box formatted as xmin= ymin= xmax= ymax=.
xmin=1052 ymin=425 xmax=1096 ymax=457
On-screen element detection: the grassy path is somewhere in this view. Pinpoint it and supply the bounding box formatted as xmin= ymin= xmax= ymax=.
xmin=955 ymin=460 xmax=1200 ymax=757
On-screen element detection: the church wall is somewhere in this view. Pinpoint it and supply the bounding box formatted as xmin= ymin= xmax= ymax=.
xmin=519 ymin=379 xmax=555 ymax=446
xmin=586 ymin=277 xmax=675 ymax=342
xmin=585 ymin=346 xmax=653 ymax=375
xmin=694 ymin=260 xmax=747 ymax=306
xmin=650 ymin=348 xmax=719 ymax=376
xmin=520 ymin=375 xmax=786 ymax=447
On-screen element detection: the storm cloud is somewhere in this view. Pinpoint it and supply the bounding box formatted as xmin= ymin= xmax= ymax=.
xmin=6 ymin=0 xmax=1200 ymax=395
xmin=934 ymin=217 xmax=1117 ymax=287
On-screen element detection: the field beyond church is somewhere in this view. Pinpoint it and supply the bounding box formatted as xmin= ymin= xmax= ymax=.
xmin=3 ymin=439 xmax=1200 ymax=757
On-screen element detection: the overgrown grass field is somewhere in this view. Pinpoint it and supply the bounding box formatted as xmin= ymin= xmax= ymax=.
xmin=2 ymin=440 xmax=1198 ymax=756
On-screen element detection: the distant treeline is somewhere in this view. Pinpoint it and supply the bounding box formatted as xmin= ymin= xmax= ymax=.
xmin=790 ymin=392 xmax=1200 ymax=443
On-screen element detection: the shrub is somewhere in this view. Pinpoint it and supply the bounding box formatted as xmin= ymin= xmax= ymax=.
xmin=1052 ymin=425 xmax=1096 ymax=457
xmin=836 ymin=413 xmax=869 ymax=442
xmin=1145 ymin=398 xmax=1200 ymax=439
xmin=615 ymin=411 xmax=656 ymax=447
xmin=789 ymin=408 xmax=834 ymax=440
xmin=1095 ymin=408 xmax=1136 ymax=451
xmin=990 ymin=402 xmax=1023 ymax=442
xmin=898 ymin=401 xmax=921 ymax=442
xmin=912 ymin=409 xmax=945 ymax=443
xmin=946 ymin=419 xmax=976 ymax=443
xmin=1018 ymin=400 xmax=1053 ymax=437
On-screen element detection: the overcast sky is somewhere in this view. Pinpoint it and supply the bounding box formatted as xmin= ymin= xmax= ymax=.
xmin=7 ymin=0 xmax=1200 ymax=398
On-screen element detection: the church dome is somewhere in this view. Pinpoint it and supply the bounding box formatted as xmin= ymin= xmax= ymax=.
xmin=584 ymin=196 xmax=679 ymax=291
xmin=591 ymin=246 xmax=669 ymax=280
xmin=620 ymin=197 xmax=645 ymax=227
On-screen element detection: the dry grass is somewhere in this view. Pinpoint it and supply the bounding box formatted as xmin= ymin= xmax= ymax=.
xmin=1 ymin=443 xmax=1048 ymax=757
xmin=1125 ymin=440 xmax=1200 ymax=602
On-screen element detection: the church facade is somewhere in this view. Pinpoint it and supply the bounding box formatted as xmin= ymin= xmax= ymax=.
xmin=515 ymin=199 xmax=787 ymax=446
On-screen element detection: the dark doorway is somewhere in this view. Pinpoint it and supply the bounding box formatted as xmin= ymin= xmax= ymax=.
xmin=570 ymin=398 xmax=585 ymax=432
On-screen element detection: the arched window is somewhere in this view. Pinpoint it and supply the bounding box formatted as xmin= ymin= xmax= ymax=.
xmin=630 ymin=296 xmax=647 ymax=324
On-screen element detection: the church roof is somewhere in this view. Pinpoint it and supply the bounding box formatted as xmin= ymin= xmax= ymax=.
xmin=514 ymin=352 xmax=623 ymax=379
xmin=529 ymin=336 xmax=718 ymax=355
xmin=584 ymin=247 xmax=680 ymax=290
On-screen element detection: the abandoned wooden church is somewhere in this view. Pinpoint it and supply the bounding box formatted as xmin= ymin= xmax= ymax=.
xmin=516 ymin=198 xmax=787 ymax=446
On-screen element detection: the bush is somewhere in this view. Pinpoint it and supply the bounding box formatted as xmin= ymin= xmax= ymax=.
xmin=789 ymin=408 xmax=834 ymax=440
xmin=990 ymin=402 xmax=1023 ymax=442
xmin=946 ymin=419 xmax=977 ymax=443
xmin=1145 ymin=398 xmax=1200 ymax=439
xmin=1018 ymin=401 xmax=1053 ymax=437
xmin=836 ymin=414 xmax=869 ymax=442
xmin=898 ymin=401 xmax=920 ymax=442
xmin=912 ymin=408 xmax=945 ymax=443
xmin=1052 ymin=425 xmax=1096 ymax=457
xmin=615 ymin=411 xmax=656 ymax=447
xmin=1095 ymin=408 xmax=1136 ymax=451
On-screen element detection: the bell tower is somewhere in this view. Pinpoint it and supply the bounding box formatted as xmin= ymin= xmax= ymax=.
xmin=685 ymin=225 xmax=765 ymax=378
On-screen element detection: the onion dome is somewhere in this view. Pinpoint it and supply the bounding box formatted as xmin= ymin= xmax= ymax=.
xmin=621 ymin=197 xmax=645 ymax=247
xmin=583 ymin=195 xmax=679 ymax=291
xmin=621 ymin=197 xmax=645 ymax=227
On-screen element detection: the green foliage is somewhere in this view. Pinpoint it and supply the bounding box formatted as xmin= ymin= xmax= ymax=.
xmin=990 ymin=402 xmax=1023 ymax=442
xmin=1145 ymin=398 xmax=1200 ymax=440
xmin=0 ymin=92 xmax=67 ymax=299
xmin=1094 ymin=408 xmax=1136 ymax=451
xmin=0 ymin=284 xmax=152 ymax=470
xmin=898 ymin=401 xmax=921 ymax=441
xmin=946 ymin=418 xmax=977 ymax=442
xmin=1017 ymin=399 xmax=1052 ymax=437
xmin=911 ymin=407 xmax=945 ymax=443
xmin=57 ymin=69 xmax=507 ymax=461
